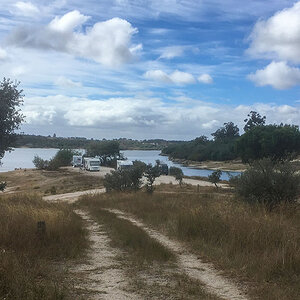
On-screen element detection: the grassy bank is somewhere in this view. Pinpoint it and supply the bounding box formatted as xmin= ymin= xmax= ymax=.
xmin=0 ymin=193 xmax=87 ymax=299
xmin=79 ymin=188 xmax=300 ymax=300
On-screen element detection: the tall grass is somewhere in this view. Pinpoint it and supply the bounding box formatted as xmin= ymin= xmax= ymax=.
xmin=80 ymin=189 xmax=300 ymax=300
xmin=0 ymin=193 xmax=87 ymax=299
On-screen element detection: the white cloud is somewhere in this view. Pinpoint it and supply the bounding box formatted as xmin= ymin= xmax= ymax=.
xmin=169 ymin=70 xmax=195 ymax=84
xmin=144 ymin=69 xmax=195 ymax=85
xmin=198 ymin=74 xmax=213 ymax=84
xmin=159 ymin=46 xmax=185 ymax=59
xmin=21 ymin=95 xmax=300 ymax=139
xmin=48 ymin=10 xmax=89 ymax=32
xmin=0 ymin=47 xmax=7 ymax=60
xmin=144 ymin=70 xmax=172 ymax=83
xmin=7 ymin=11 xmax=140 ymax=68
xmin=248 ymin=61 xmax=300 ymax=89
xmin=54 ymin=76 xmax=82 ymax=88
xmin=13 ymin=2 xmax=40 ymax=17
xmin=248 ymin=2 xmax=300 ymax=63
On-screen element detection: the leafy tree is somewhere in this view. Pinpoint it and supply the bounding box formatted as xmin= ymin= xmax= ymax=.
xmin=86 ymin=141 xmax=120 ymax=165
xmin=243 ymin=111 xmax=266 ymax=132
xmin=208 ymin=170 xmax=222 ymax=188
xmin=0 ymin=78 xmax=24 ymax=161
xmin=211 ymin=122 xmax=239 ymax=141
xmin=104 ymin=162 xmax=145 ymax=192
xmin=230 ymin=159 xmax=300 ymax=210
xmin=169 ymin=166 xmax=183 ymax=185
xmin=33 ymin=149 xmax=77 ymax=171
xmin=144 ymin=163 xmax=160 ymax=194
xmin=237 ymin=124 xmax=300 ymax=162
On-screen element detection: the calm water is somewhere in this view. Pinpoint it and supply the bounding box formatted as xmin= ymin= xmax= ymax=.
xmin=0 ymin=148 xmax=239 ymax=180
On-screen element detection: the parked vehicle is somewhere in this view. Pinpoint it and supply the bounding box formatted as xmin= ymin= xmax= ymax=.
xmin=83 ymin=157 xmax=100 ymax=171
xmin=72 ymin=155 xmax=83 ymax=167
xmin=117 ymin=160 xmax=133 ymax=170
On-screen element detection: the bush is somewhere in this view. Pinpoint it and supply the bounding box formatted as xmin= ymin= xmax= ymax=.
xmin=144 ymin=164 xmax=160 ymax=194
xmin=104 ymin=163 xmax=145 ymax=192
xmin=169 ymin=166 xmax=183 ymax=185
xmin=230 ymin=159 xmax=300 ymax=210
xmin=0 ymin=181 xmax=6 ymax=192
xmin=208 ymin=170 xmax=222 ymax=188
xmin=33 ymin=149 xmax=76 ymax=171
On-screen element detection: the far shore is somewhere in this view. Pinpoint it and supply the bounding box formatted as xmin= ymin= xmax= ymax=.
xmin=160 ymin=154 xmax=247 ymax=172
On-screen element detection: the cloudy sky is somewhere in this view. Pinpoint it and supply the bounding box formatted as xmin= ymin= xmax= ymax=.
xmin=1 ymin=0 xmax=300 ymax=140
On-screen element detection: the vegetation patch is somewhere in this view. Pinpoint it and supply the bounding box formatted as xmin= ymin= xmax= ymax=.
xmin=78 ymin=190 xmax=300 ymax=300
xmin=0 ymin=193 xmax=87 ymax=299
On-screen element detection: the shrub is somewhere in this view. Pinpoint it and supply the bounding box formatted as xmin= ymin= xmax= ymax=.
xmin=0 ymin=181 xmax=6 ymax=192
xmin=208 ymin=170 xmax=222 ymax=188
xmin=230 ymin=159 xmax=300 ymax=210
xmin=144 ymin=163 xmax=160 ymax=194
xmin=33 ymin=155 xmax=48 ymax=170
xmin=169 ymin=166 xmax=183 ymax=185
xmin=33 ymin=149 xmax=76 ymax=171
xmin=104 ymin=163 xmax=145 ymax=192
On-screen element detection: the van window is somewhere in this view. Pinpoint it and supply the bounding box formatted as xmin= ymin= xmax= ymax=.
xmin=90 ymin=161 xmax=100 ymax=166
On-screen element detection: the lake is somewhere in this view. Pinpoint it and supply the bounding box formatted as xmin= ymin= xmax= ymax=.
xmin=0 ymin=148 xmax=240 ymax=180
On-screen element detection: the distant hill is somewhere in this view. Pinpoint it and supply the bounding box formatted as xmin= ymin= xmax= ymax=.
xmin=14 ymin=134 xmax=182 ymax=150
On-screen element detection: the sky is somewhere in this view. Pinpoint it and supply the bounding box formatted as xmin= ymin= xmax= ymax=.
xmin=0 ymin=0 xmax=300 ymax=140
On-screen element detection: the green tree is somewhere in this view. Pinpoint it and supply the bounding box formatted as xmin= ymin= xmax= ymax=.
xmin=211 ymin=122 xmax=240 ymax=141
xmin=144 ymin=163 xmax=160 ymax=194
xmin=237 ymin=124 xmax=300 ymax=162
xmin=169 ymin=166 xmax=183 ymax=185
xmin=86 ymin=141 xmax=120 ymax=165
xmin=0 ymin=78 xmax=24 ymax=161
xmin=208 ymin=170 xmax=222 ymax=188
xmin=230 ymin=159 xmax=300 ymax=210
xmin=243 ymin=111 xmax=266 ymax=132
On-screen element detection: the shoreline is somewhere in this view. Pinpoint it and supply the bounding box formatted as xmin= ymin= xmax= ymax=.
xmin=162 ymin=155 xmax=247 ymax=172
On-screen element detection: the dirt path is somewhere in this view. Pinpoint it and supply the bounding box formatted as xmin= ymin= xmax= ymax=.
xmin=43 ymin=188 xmax=106 ymax=203
xmin=43 ymin=189 xmax=246 ymax=299
xmin=106 ymin=208 xmax=248 ymax=300
xmin=70 ymin=209 xmax=141 ymax=299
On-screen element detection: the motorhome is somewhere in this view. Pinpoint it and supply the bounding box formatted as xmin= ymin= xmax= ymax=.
xmin=117 ymin=160 xmax=133 ymax=170
xmin=83 ymin=157 xmax=101 ymax=171
xmin=72 ymin=155 xmax=83 ymax=167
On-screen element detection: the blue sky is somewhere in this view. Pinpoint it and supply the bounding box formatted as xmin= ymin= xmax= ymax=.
xmin=0 ymin=0 xmax=300 ymax=139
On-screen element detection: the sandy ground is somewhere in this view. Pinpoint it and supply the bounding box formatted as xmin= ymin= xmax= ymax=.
xmin=67 ymin=166 xmax=228 ymax=188
xmin=70 ymin=209 xmax=141 ymax=300
xmin=106 ymin=208 xmax=248 ymax=300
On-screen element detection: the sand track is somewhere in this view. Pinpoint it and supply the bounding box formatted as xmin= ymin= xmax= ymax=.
xmin=70 ymin=209 xmax=141 ymax=300
xmin=106 ymin=208 xmax=249 ymax=300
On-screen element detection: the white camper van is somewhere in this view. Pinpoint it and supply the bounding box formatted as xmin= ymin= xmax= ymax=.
xmin=117 ymin=160 xmax=133 ymax=170
xmin=72 ymin=155 xmax=82 ymax=167
xmin=83 ymin=157 xmax=101 ymax=171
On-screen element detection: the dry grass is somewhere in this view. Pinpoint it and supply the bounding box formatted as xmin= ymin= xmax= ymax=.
xmin=0 ymin=168 xmax=103 ymax=195
xmin=79 ymin=188 xmax=300 ymax=300
xmin=0 ymin=193 xmax=88 ymax=299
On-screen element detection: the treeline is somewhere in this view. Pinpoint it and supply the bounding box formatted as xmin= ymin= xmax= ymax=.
xmin=162 ymin=111 xmax=300 ymax=162
xmin=14 ymin=134 xmax=179 ymax=150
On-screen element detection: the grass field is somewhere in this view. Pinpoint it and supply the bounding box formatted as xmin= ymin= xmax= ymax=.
xmin=0 ymin=193 xmax=88 ymax=300
xmin=79 ymin=187 xmax=300 ymax=300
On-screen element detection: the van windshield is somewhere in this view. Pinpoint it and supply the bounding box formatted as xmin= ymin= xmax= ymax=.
xmin=90 ymin=161 xmax=100 ymax=166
